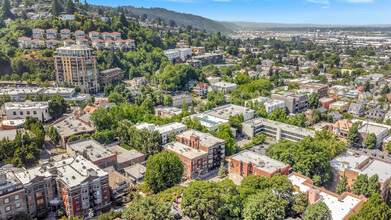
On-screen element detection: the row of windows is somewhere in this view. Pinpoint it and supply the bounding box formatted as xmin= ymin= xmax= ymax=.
xmin=12 ymin=110 xmax=43 ymax=116
xmin=3 ymin=194 xmax=20 ymax=204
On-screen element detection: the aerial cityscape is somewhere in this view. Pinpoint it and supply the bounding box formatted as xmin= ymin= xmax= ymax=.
xmin=0 ymin=0 xmax=390 ymax=219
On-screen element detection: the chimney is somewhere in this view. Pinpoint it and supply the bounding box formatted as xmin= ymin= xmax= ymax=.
xmin=308 ymin=187 xmax=321 ymax=205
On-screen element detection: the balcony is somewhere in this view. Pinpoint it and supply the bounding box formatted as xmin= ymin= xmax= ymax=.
xmin=94 ymin=198 xmax=102 ymax=205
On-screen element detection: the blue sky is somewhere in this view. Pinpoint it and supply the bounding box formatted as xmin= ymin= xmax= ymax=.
xmin=88 ymin=0 xmax=391 ymax=25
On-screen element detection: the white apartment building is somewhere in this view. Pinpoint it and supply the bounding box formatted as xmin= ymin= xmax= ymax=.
xmin=5 ymin=101 xmax=50 ymax=121
xmin=245 ymin=97 xmax=285 ymax=114
xmin=210 ymin=81 xmax=237 ymax=94
xmin=135 ymin=122 xmax=187 ymax=143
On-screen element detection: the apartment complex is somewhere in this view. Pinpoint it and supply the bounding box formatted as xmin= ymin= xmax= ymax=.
xmin=14 ymin=156 xmax=110 ymax=218
xmin=172 ymin=94 xmax=192 ymax=107
xmin=54 ymin=45 xmax=100 ymax=94
xmin=227 ymin=150 xmax=290 ymax=178
xmin=190 ymin=113 xmax=229 ymax=131
xmin=67 ymin=139 xmax=117 ymax=169
xmin=245 ymin=97 xmax=285 ymax=114
xmin=289 ymin=173 xmax=366 ymax=220
xmin=242 ymin=117 xmax=315 ymax=141
xmin=0 ymin=171 xmax=27 ymax=220
xmin=99 ymin=68 xmax=122 ymax=88
xmin=300 ymin=83 xmax=328 ymax=97
xmin=135 ymin=122 xmax=187 ymax=144
xmin=271 ymin=92 xmax=308 ymax=114
xmin=164 ymin=141 xmax=209 ymax=178
xmin=4 ymin=101 xmax=50 ymax=121
xmin=53 ymin=116 xmax=95 ymax=146
xmin=176 ymin=129 xmax=226 ymax=171
xmin=331 ymin=151 xmax=391 ymax=200
xmin=210 ymin=81 xmax=237 ymax=94
xmin=203 ymin=104 xmax=255 ymax=122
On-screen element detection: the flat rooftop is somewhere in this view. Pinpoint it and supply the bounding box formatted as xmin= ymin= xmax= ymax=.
xmin=67 ymin=139 xmax=114 ymax=162
xmin=54 ymin=117 xmax=95 ymax=137
xmin=135 ymin=122 xmax=187 ymax=134
xmin=212 ymin=81 xmax=237 ymax=88
xmin=176 ymin=129 xmax=225 ymax=148
xmin=358 ymin=123 xmax=388 ymax=136
xmin=0 ymin=87 xmax=43 ymax=95
xmin=229 ymin=150 xmax=289 ymax=174
xmin=0 ymin=129 xmax=23 ymax=141
xmin=330 ymin=101 xmax=348 ymax=106
xmin=5 ymin=101 xmax=48 ymax=110
xmin=243 ymin=117 xmax=316 ymax=137
xmin=331 ymin=151 xmax=391 ymax=183
xmin=190 ymin=113 xmax=229 ymax=128
xmin=288 ymin=173 xmax=363 ymax=220
xmin=15 ymin=155 xmax=107 ymax=188
xmin=204 ymin=104 xmax=254 ymax=121
xmin=43 ymin=87 xmax=75 ymax=94
xmin=107 ymin=145 xmax=144 ymax=164
xmin=164 ymin=141 xmax=208 ymax=160
xmin=155 ymin=106 xmax=182 ymax=115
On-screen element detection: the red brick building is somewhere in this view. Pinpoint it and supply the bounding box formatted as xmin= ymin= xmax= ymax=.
xmin=319 ymin=97 xmax=335 ymax=109
xmin=227 ymin=150 xmax=290 ymax=178
xmin=176 ymin=130 xmax=226 ymax=171
xmin=164 ymin=141 xmax=208 ymax=178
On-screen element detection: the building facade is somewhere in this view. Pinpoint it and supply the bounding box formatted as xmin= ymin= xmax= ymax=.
xmin=4 ymin=101 xmax=50 ymax=121
xmin=54 ymin=46 xmax=100 ymax=94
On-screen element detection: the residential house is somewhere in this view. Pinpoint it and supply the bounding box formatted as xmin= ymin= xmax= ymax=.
xmin=329 ymin=101 xmax=349 ymax=112
xmin=101 ymin=32 xmax=112 ymax=40
xmin=46 ymin=28 xmax=57 ymax=39
xmin=111 ymin=32 xmax=121 ymax=40
xmin=32 ymin=28 xmax=44 ymax=39
xmin=92 ymin=39 xmax=105 ymax=50
xmin=193 ymin=83 xmax=209 ymax=96
xmin=60 ymin=29 xmax=71 ymax=39
xmin=64 ymin=39 xmax=75 ymax=47
xmin=75 ymin=30 xmax=85 ymax=39
xmin=30 ymin=39 xmax=45 ymax=49
xmin=76 ymin=38 xmax=89 ymax=47
xmin=88 ymin=31 xmax=100 ymax=40
xmin=319 ymin=97 xmax=335 ymax=109
xmin=18 ymin=36 xmax=31 ymax=49
xmin=46 ymin=39 xmax=59 ymax=49
xmin=210 ymin=81 xmax=237 ymax=94
xmin=348 ymin=103 xmax=365 ymax=117
xmin=333 ymin=119 xmax=353 ymax=137
xmin=366 ymin=108 xmax=386 ymax=121
xmin=105 ymin=40 xmax=116 ymax=49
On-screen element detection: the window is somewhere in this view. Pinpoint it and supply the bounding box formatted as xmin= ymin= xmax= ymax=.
xmin=20 ymin=111 xmax=23 ymax=115
xmin=15 ymin=195 xmax=19 ymax=200
xmin=5 ymin=206 xmax=11 ymax=212
xmin=33 ymin=111 xmax=37 ymax=115
xmin=27 ymin=111 xmax=30 ymax=115
xmin=16 ymin=203 xmax=21 ymax=208
xmin=4 ymin=198 xmax=9 ymax=204
xmin=13 ymin=112 xmax=16 ymax=116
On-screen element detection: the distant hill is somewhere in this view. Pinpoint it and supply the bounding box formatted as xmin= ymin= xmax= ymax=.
xmin=221 ymin=21 xmax=391 ymax=31
xmin=92 ymin=5 xmax=231 ymax=34
xmin=90 ymin=4 xmax=391 ymax=34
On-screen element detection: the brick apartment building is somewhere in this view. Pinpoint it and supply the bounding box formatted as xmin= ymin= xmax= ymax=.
xmin=227 ymin=150 xmax=290 ymax=178
xmin=300 ymin=83 xmax=329 ymax=98
xmin=176 ymin=130 xmax=226 ymax=171
xmin=15 ymin=156 xmax=111 ymax=218
xmin=0 ymin=171 xmax=28 ymax=219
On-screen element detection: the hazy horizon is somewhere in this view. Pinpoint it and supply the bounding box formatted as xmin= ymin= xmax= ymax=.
xmin=87 ymin=0 xmax=391 ymax=25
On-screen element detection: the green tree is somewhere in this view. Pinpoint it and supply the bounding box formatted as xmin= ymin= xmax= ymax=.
xmin=52 ymin=0 xmax=63 ymax=16
xmin=243 ymin=191 xmax=288 ymax=220
xmin=384 ymin=141 xmax=391 ymax=152
xmin=218 ymin=162 xmax=226 ymax=178
xmin=65 ymin=0 xmax=75 ymax=14
xmin=163 ymin=95 xmax=173 ymax=106
xmin=91 ymin=107 xmax=113 ymax=131
xmin=347 ymin=122 xmax=360 ymax=147
xmin=348 ymin=193 xmax=391 ymax=220
xmin=141 ymin=98 xmax=155 ymax=115
xmin=292 ymin=193 xmax=308 ymax=216
xmin=108 ymin=92 xmax=125 ymax=105
xmin=364 ymin=133 xmax=377 ymax=149
xmin=381 ymin=85 xmax=390 ymax=95
xmin=181 ymin=101 xmax=188 ymax=113
xmin=182 ymin=181 xmax=224 ymax=220
xmin=308 ymin=92 xmax=319 ymax=108
xmin=49 ymin=95 xmax=68 ymax=119
xmin=212 ymin=124 xmax=236 ymax=156
xmin=303 ymin=201 xmax=332 ymax=220
xmin=144 ymin=151 xmax=183 ymax=193
xmin=1 ymin=0 xmax=12 ymax=19
xmin=122 ymin=196 xmax=172 ymax=220
xmin=24 ymin=94 xmax=32 ymax=101
xmin=336 ymin=175 xmax=348 ymax=195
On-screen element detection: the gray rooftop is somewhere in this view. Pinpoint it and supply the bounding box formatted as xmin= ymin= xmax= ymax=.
xmin=176 ymin=129 xmax=225 ymax=148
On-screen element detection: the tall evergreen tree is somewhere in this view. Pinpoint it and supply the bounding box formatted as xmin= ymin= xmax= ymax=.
xmin=1 ymin=0 xmax=12 ymax=19
xmin=336 ymin=175 xmax=348 ymax=195
xmin=52 ymin=0 xmax=63 ymax=16
xmin=65 ymin=0 xmax=75 ymax=14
